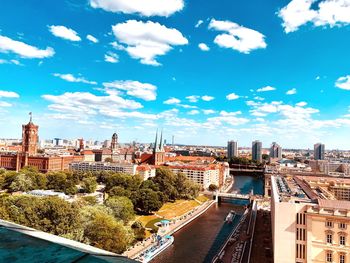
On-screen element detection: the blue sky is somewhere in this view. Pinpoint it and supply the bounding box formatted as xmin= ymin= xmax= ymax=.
xmin=1 ymin=0 xmax=350 ymax=149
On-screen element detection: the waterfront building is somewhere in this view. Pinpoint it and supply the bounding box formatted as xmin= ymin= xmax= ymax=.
xmin=252 ymin=140 xmax=262 ymax=162
xmin=269 ymin=142 xmax=282 ymax=161
xmin=314 ymin=143 xmax=325 ymax=160
xmin=227 ymin=140 xmax=238 ymax=160
xmin=165 ymin=163 xmax=228 ymax=189
xmin=271 ymin=175 xmax=350 ymax=263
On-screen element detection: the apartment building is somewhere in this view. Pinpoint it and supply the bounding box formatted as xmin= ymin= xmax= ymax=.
xmin=271 ymin=175 xmax=350 ymax=263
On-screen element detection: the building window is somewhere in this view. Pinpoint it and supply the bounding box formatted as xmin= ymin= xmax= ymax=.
xmin=327 ymin=234 xmax=333 ymax=244
xmin=326 ymin=221 xmax=333 ymax=228
xmin=339 ymin=235 xmax=346 ymax=246
xmin=326 ymin=251 xmax=332 ymax=263
xmin=340 ymin=254 xmax=345 ymax=263
xmin=339 ymin=223 xmax=347 ymax=230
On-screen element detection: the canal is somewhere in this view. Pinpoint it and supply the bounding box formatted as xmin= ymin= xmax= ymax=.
xmin=152 ymin=175 xmax=263 ymax=263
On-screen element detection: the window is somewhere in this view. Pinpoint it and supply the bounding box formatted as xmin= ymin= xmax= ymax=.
xmin=339 ymin=223 xmax=347 ymax=230
xmin=326 ymin=221 xmax=333 ymax=228
xmin=339 ymin=235 xmax=346 ymax=246
xmin=340 ymin=254 xmax=345 ymax=263
xmin=327 ymin=234 xmax=333 ymax=244
xmin=326 ymin=251 xmax=332 ymax=263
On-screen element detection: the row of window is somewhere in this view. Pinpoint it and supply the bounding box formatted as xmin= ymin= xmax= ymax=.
xmin=296 ymin=228 xmax=306 ymax=241
xmin=296 ymin=213 xmax=306 ymax=225
xmin=296 ymin=243 xmax=306 ymax=260
xmin=326 ymin=251 xmax=345 ymax=263
xmin=326 ymin=221 xmax=347 ymax=230
xmin=326 ymin=233 xmax=346 ymax=246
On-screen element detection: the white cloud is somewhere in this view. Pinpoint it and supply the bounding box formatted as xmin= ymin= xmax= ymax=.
xmin=0 ymin=35 xmax=54 ymax=59
xmin=335 ymin=75 xmax=350 ymax=90
xmin=49 ymin=25 xmax=81 ymax=41
xmin=0 ymin=90 xmax=19 ymax=98
xmin=195 ymin=20 xmax=204 ymax=28
xmin=296 ymin=101 xmax=308 ymax=107
xmin=186 ymin=95 xmax=200 ymax=103
xmin=42 ymin=91 xmax=143 ymax=120
xmin=254 ymin=96 xmax=265 ymax=101
xmin=286 ymin=88 xmax=297 ymax=95
xmin=203 ymin=109 xmax=216 ymax=115
xmin=104 ymin=52 xmax=119 ymax=63
xmin=278 ymin=0 xmax=350 ymax=33
xmin=0 ymin=101 xmax=12 ymax=107
xmin=87 ymin=34 xmax=99 ymax=43
xmin=53 ymin=73 xmax=97 ymax=85
xmin=178 ymin=104 xmax=197 ymax=109
xmin=257 ymin=86 xmax=276 ymax=92
xmin=226 ymin=93 xmax=240 ymax=100
xmin=187 ymin=110 xmax=200 ymax=115
xmin=198 ymin=43 xmax=210 ymax=51
xmin=0 ymin=59 xmax=21 ymax=65
xmin=208 ymin=19 xmax=267 ymax=54
xmin=90 ymin=0 xmax=184 ymax=17
xmin=202 ymin=95 xmax=214 ymax=101
xmin=103 ymin=80 xmax=157 ymax=101
xmin=164 ymin=97 xmax=181 ymax=104
xmin=112 ymin=20 xmax=188 ymax=66
xmin=207 ymin=110 xmax=249 ymax=126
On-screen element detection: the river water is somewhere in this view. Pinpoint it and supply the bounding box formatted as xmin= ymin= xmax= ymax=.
xmin=152 ymin=175 xmax=263 ymax=263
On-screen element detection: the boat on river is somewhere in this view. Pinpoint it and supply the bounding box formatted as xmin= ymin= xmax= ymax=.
xmin=225 ymin=210 xmax=236 ymax=224
xmin=137 ymin=235 xmax=174 ymax=263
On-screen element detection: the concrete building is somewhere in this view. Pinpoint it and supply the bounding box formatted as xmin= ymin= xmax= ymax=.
xmin=227 ymin=140 xmax=238 ymax=160
xmin=271 ymin=175 xmax=350 ymax=263
xmin=314 ymin=143 xmax=325 ymax=160
xmin=69 ymin=161 xmax=138 ymax=175
xmin=252 ymin=140 xmax=262 ymax=162
xmin=269 ymin=142 xmax=282 ymax=161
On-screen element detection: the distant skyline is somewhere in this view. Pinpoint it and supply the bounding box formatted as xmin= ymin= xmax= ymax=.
xmin=1 ymin=0 xmax=350 ymax=149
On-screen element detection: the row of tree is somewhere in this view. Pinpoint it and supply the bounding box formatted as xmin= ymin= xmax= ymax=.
xmin=0 ymin=166 xmax=200 ymax=253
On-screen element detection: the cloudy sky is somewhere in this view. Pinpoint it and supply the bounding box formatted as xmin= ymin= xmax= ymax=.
xmin=1 ymin=0 xmax=350 ymax=149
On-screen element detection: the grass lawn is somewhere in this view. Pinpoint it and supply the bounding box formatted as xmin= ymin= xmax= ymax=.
xmin=157 ymin=199 xmax=199 ymax=219
xmin=196 ymin=194 xmax=210 ymax=203
xmin=134 ymin=196 xmax=209 ymax=237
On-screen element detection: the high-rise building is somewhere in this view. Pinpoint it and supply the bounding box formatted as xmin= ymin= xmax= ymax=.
xmin=269 ymin=142 xmax=282 ymax=160
xmin=314 ymin=143 xmax=325 ymax=160
xmin=21 ymin=113 xmax=38 ymax=155
xmin=252 ymin=140 xmax=262 ymax=162
xmin=227 ymin=140 xmax=238 ymax=160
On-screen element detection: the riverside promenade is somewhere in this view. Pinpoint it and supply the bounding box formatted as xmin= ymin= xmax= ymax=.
xmin=123 ymin=199 xmax=216 ymax=260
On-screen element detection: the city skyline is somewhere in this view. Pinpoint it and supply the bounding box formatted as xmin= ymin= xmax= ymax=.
xmin=1 ymin=1 xmax=350 ymax=148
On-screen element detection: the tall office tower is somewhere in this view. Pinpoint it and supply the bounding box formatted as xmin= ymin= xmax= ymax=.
xmin=227 ymin=140 xmax=238 ymax=160
xmin=270 ymin=142 xmax=282 ymax=160
xmin=252 ymin=140 xmax=262 ymax=162
xmin=314 ymin=143 xmax=325 ymax=160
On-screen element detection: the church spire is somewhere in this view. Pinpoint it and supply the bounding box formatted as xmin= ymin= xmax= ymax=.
xmin=159 ymin=129 xmax=163 ymax=151
xmin=153 ymin=129 xmax=158 ymax=152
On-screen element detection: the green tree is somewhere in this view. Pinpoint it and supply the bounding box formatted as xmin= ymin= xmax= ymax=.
xmin=9 ymin=173 xmax=33 ymax=192
xmin=132 ymin=189 xmax=163 ymax=214
xmin=105 ymin=196 xmax=135 ymax=223
xmin=83 ymin=209 xmax=133 ymax=253
xmin=131 ymin=221 xmax=146 ymax=241
xmin=81 ymin=177 xmax=97 ymax=193
xmin=107 ymin=186 xmax=132 ymax=198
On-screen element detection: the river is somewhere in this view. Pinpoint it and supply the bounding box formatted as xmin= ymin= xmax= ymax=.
xmin=152 ymin=175 xmax=263 ymax=263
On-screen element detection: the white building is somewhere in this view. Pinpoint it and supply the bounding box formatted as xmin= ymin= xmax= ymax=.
xmin=69 ymin=162 xmax=138 ymax=175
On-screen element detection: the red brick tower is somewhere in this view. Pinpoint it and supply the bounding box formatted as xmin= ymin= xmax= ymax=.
xmin=21 ymin=112 xmax=38 ymax=156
